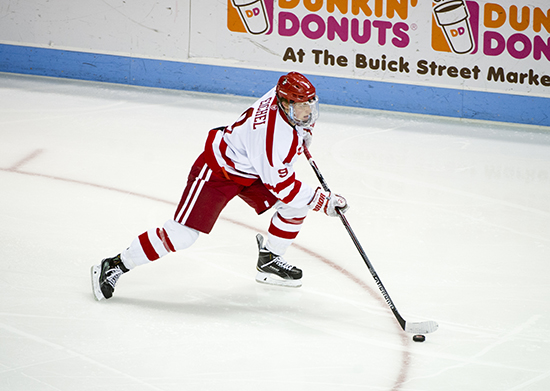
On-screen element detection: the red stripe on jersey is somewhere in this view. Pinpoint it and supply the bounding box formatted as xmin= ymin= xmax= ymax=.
xmin=264 ymin=174 xmax=302 ymax=205
xmin=204 ymin=127 xmax=222 ymax=171
xmin=203 ymin=127 xmax=236 ymax=174
xmin=266 ymin=98 xmax=278 ymax=167
xmin=227 ymin=107 xmax=254 ymax=134
xmin=281 ymin=180 xmax=302 ymax=204
xmin=138 ymin=232 xmax=159 ymax=261
xmin=219 ymin=136 xmax=236 ymax=170
xmin=268 ymin=223 xmax=300 ymax=240
xmin=156 ymin=228 xmax=176 ymax=253
xmin=203 ymin=128 xmax=258 ymax=186
xmin=283 ymin=130 xmax=299 ymax=164
xmin=265 ymin=173 xmax=296 ymax=195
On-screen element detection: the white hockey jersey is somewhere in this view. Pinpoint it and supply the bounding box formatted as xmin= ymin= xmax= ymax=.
xmin=204 ymin=87 xmax=315 ymax=209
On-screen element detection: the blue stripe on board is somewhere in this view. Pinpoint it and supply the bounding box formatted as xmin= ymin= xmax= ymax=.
xmin=1 ymin=43 xmax=548 ymax=127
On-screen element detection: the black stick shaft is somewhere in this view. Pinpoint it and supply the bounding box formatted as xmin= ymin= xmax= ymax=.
xmin=303 ymin=146 xmax=407 ymax=331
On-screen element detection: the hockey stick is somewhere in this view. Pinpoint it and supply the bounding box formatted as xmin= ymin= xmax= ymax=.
xmin=304 ymin=146 xmax=438 ymax=334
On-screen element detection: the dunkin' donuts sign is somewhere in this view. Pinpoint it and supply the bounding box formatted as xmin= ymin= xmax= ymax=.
xmin=226 ymin=0 xmax=550 ymax=96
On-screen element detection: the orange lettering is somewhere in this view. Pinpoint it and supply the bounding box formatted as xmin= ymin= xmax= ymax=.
xmin=279 ymin=0 xmax=300 ymax=9
xmin=304 ymin=0 xmax=323 ymax=12
xmin=510 ymin=6 xmax=530 ymax=32
xmin=375 ymin=0 xmax=383 ymax=18
xmin=534 ymin=7 xmax=550 ymax=33
xmin=387 ymin=0 xmax=408 ymax=20
xmin=327 ymin=0 xmax=348 ymax=14
xmin=352 ymin=0 xmax=372 ymax=17
xmin=484 ymin=3 xmax=506 ymax=29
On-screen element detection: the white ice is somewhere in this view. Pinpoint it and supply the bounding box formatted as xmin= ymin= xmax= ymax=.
xmin=1 ymin=73 xmax=549 ymax=391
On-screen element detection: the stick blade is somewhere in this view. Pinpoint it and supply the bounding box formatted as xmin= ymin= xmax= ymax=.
xmin=404 ymin=320 xmax=438 ymax=334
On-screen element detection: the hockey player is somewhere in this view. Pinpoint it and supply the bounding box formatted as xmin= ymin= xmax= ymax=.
xmin=91 ymin=71 xmax=349 ymax=301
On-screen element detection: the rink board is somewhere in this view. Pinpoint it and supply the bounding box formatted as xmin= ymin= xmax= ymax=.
xmin=1 ymin=43 xmax=548 ymax=127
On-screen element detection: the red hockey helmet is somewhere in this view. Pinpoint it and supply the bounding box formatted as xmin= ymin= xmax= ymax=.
xmin=276 ymin=72 xmax=316 ymax=103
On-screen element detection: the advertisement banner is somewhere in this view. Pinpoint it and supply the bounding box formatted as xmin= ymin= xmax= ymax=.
xmin=191 ymin=0 xmax=550 ymax=98
xmin=1 ymin=0 xmax=548 ymax=125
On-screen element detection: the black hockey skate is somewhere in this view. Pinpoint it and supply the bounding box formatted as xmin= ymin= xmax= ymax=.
xmin=255 ymin=233 xmax=302 ymax=287
xmin=91 ymin=254 xmax=129 ymax=301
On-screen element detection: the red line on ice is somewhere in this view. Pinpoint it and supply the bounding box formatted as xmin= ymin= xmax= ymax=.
xmin=1 ymin=163 xmax=411 ymax=390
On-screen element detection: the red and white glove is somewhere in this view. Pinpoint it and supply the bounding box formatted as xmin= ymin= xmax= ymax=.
xmin=302 ymin=126 xmax=314 ymax=149
xmin=308 ymin=187 xmax=349 ymax=217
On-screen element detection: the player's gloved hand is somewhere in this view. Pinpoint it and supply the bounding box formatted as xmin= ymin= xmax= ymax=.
xmin=302 ymin=126 xmax=313 ymax=149
xmin=308 ymin=187 xmax=349 ymax=217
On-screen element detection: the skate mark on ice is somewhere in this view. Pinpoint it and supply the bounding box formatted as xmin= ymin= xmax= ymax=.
xmin=7 ymin=149 xmax=44 ymax=171
xmin=0 ymin=322 xmax=166 ymax=390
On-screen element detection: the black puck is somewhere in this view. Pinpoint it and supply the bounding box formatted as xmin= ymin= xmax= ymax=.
xmin=413 ymin=334 xmax=426 ymax=342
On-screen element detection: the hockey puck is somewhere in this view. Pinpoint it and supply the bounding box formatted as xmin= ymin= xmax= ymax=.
xmin=413 ymin=334 xmax=426 ymax=342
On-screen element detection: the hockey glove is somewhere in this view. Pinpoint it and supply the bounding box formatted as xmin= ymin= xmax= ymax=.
xmin=308 ymin=187 xmax=349 ymax=217
xmin=302 ymin=126 xmax=314 ymax=149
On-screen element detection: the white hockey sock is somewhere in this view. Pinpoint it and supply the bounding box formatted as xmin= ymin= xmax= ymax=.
xmin=121 ymin=220 xmax=199 ymax=269
xmin=266 ymin=211 xmax=306 ymax=255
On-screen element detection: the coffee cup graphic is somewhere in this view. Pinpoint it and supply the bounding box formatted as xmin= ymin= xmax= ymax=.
xmin=231 ymin=0 xmax=269 ymax=35
xmin=433 ymin=0 xmax=474 ymax=54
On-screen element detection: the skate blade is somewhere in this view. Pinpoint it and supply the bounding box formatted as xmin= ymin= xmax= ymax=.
xmin=90 ymin=265 xmax=105 ymax=301
xmin=255 ymin=271 xmax=302 ymax=288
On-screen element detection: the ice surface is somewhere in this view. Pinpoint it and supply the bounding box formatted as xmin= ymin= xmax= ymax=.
xmin=1 ymin=73 xmax=549 ymax=390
